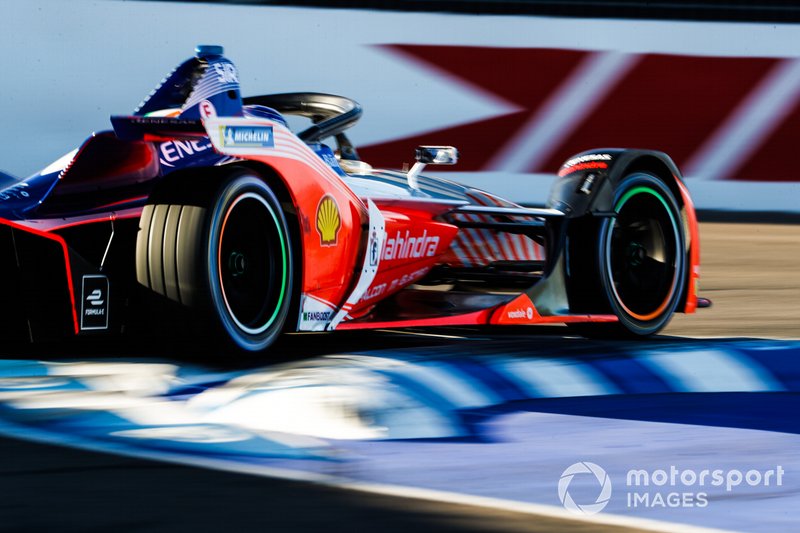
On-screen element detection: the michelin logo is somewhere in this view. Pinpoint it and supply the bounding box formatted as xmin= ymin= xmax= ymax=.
xmin=220 ymin=125 xmax=274 ymax=148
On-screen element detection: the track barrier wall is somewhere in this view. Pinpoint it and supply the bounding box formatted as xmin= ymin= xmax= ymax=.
xmin=3 ymin=1 xmax=800 ymax=212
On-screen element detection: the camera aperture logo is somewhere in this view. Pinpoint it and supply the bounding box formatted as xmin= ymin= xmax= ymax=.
xmin=558 ymin=462 xmax=785 ymax=514
xmin=558 ymin=462 xmax=612 ymax=515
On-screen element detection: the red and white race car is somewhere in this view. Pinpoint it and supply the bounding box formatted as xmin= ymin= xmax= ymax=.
xmin=0 ymin=46 xmax=704 ymax=352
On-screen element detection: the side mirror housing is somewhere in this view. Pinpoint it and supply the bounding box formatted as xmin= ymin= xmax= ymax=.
xmin=415 ymin=146 xmax=459 ymax=165
xmin=407 ymin=146 xmax=459 ymax=190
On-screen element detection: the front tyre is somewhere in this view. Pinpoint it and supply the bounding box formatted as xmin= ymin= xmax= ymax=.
xmin=597 ymin=172 xmax=686 ymax=336
xmin=137 ymin=171 xmax=293 ymax=353
xmin=206 ymin=175 xmax=293 ymax=351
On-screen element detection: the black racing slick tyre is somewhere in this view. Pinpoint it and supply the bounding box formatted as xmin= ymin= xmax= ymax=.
xmin=136 ymin=172 xmax=293 ymax=352
xmin=571 ymin=172 xmax=686 ymax=338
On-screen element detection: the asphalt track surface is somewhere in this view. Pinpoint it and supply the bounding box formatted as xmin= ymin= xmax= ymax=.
xmin=666 ymin=222 xmax=800 ymax=340
xmin=0 ymin=221 xmax=797 ymax=532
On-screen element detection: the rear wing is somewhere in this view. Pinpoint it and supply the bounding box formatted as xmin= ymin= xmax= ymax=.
xmin=110 ymin=116 xmax=206 ymax=142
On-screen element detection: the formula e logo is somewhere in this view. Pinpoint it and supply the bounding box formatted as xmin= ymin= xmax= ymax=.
xmin=86 ymin=289 xmax=104 ymax=306
xmin=81 ymin=275 xmax=109 ymax=331
xmin=220 ymin=125 xmax=274 ymax=148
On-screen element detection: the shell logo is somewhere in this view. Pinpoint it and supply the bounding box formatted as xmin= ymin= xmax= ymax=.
xmin=316 ymin=195 xmax=341 ymax=246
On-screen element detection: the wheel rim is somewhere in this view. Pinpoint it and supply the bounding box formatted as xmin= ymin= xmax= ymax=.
xmin=606 ymin=186 xmax=680 ymax=322
xmin=217 ymin=192 xmax=288 ymax=335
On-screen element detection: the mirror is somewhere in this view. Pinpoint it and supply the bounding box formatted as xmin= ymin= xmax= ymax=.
xmin=415 ymin=146 xmax=459 ymax=165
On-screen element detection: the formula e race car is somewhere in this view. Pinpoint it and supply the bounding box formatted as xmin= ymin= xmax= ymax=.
xmin=0 ymin=46 xmax=703 ymax=352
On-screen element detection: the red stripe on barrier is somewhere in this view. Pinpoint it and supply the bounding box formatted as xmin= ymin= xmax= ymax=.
xmin=361 ymin=46 xmax=589 ymax=170
xmin=539 ymin=53 xmax=779 ymax=173
xmin=362 ymin=46 xmax=795 ymax=181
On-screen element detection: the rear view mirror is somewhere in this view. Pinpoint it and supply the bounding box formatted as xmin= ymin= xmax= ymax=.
xmin=415 ymin=146 xmax=459 ymax=165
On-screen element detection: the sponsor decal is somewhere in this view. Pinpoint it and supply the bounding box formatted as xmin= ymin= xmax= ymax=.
xmin=81 ymin=275 xmax=109 ymax=331
xmin=159 ymin=138 xmax=213 ymax=167
xmin=369 ymin=230 xmax=380 ymax=267
xmin=579 ymin=173 xmax=597 ymax=195
xmin=360 ymin=283 xmax=387 ymax=303
xmin=358 ymin=266 xmax=431 ymax=305
xmin=302 ymin=311 xmax=333 ymax=322
xmin=298 ymin=295 xmax=337 ymax=331
xmin=316 ymin=195 xmax=341 ymax=247
xmin=558 ymin=153 xmax=612 ymax=177
xmin=199 ymin=100 xmax=217 ymax=119
xmin=389 ymin=266 xmax=430 ymax=291
xmin=383 ymin=230 xmax=440 ymax=261
xmin=213 ymin=63 xmax=239 ymax=84
xmin=0 ymin=182 xmax=29 ymax=201
xmin=506 ymin=306 xmax=535 ymax=320
xmin=219 ymin=125 xmax=274 ymax=148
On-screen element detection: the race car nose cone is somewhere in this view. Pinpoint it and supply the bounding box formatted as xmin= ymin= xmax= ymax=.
xmin=195 ymin=45 xmax=224 ymax=58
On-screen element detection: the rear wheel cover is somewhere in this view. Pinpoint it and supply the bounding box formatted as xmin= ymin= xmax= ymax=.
xmin=598 ymin=173 xmax=685 ymax=336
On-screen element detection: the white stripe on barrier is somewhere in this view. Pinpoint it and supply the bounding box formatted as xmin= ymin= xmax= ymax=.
xmin=487 ymin=51 xmax=640 ymax=173
xmin=686 ymin=57 xmax=800 ymax=181
xmin=395 ymin=362 xmax=501 ymax=408
xmin=639 ymin=349 xmax=785 ymax=393
xmin=492 ymin=358 xmax=621 ymax=398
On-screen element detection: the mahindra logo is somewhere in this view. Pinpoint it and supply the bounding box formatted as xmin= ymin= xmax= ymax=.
xmin=383 ymin=230 xmax=440 ymax=261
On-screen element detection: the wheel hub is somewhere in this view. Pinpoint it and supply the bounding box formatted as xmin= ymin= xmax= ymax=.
xmin=228 ymin=251 xmax=247 ymax=278
xmin=626 ymin=242 xmax=646 ymax=267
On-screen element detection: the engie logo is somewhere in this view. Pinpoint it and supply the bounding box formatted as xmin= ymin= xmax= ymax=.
xmin=558 ymin=462 xmax=612 ymax=515
xmin=219 ymin=125 xmax=274 ymax=148
xmin=159 ymin=139 xmax=213 ymax=168
xmin=81 ymin=275 xmax=109 ymax=331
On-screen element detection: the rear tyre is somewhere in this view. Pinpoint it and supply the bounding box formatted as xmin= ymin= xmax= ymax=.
xmin=570 ymin=172 xmax=686 ymax=338
xmin=137 ymin=172 xmax=293 ymax=352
